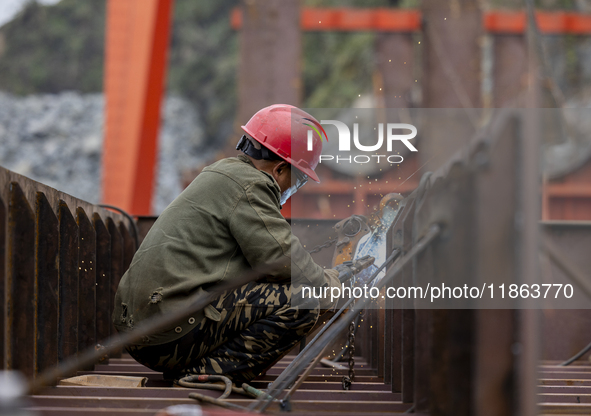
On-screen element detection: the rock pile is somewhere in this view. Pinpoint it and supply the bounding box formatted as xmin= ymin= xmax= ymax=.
xmin=0 ymin=91 xmax=208 ymax=213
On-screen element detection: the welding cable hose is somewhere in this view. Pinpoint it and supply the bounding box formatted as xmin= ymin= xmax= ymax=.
xmin=182 ymin=374 xmax=277 ymax=412
xmin=559 ymin=340 xmax=591 ymax=367
xmin=178 ymin=375 xmax=234 ymax=399
xmin=252 ymin=224 xmax=441 ymax=413
xmin=178 ymin=374 xmax=273 ymax=400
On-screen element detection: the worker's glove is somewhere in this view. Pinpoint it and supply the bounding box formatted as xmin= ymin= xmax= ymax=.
xmin=334 ymin=255 xmax=375 ymax=285
xmin=334 ymin=263 xmax=354 ymax=284
xmin=324 ymin=268 xmax=340 ymax=288
xmin=318 ymin=269 xmax=340 ymax=310
xmin=317 ymin=257 xmax=374 ymax=310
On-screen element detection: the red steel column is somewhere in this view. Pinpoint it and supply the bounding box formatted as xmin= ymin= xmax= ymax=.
xmin=102 ymin=0 xmax=174 ymax=215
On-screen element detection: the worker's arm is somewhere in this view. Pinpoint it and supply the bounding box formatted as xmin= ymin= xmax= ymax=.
xmin=228 ymin=178 xmax=329 ymax=289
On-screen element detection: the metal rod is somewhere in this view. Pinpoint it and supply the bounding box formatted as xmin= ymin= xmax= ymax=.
xmin=249 ymin=249 xmax=401 ymax=412
xmin=26 ymin=262 xmax=282 ymax=395
xmin=559 ymin=340 xmax=591 ymax=367
xmin=254 ymin=224 xmax=441 ymax=413
xmin=282 ymin=342 xmax=333 ymax=403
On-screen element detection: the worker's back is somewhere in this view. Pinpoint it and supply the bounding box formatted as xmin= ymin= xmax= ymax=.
xmin=112 ymin=155 xmax=288 ymax=345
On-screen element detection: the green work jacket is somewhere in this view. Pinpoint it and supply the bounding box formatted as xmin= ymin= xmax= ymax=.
xmin=113 ymin=155 xmax=325 ymax=345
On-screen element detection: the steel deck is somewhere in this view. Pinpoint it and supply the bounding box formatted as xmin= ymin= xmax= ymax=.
xmin=29 ymin=354 xmax=410 ymax=415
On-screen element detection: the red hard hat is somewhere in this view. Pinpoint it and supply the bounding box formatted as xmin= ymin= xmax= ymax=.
xmin=241 ymin=104 xmax=324 ymax=182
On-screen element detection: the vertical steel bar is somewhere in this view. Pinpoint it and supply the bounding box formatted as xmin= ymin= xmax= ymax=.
xmin=377 ymin=307 xmax=385 ymax=379
xmin=93 ymin=214 xmax=111 ymax=346
xmin=0 ymin=194 xmax=5 ymax=370
xmin=421 ymin=0 xmax=482 ymax=171
xmin=76 ymin=208 xmax=97 ymax=355
xmin=6 ymin=182 xmax=36 ymax=377
xmin=119 ymin=221 xmax=136 ymax=272
xmin=376 ymin=33 xmax=415 ymax=109
xmin=413 ymin=253 xmax=433 ymax=414
xmin=370 ymin=308 xmax=379 ymax=372
xmin=540 ymin=223 xmax=591 ymax=362
xmin=493 ymin=35 xmax=527 ymax=107
xmin=474 ymin=310 xmax=515 ymax=416
xmin=431 ymin=309 xmax=476 ymax=416
xmin=401 ymin=307 xmax=415 ymax=402
xmin=409 ymin=174 xmax=434 ymax=414
xmin=58 ymin=201 xmax=79 ymax=362
xmin=390 ymin=309 xmax=403 ymax=391
xmin=426 ymin=165 xmax=475 ymax=416
xmin=35 ymin=192 xmax=59 ymax=374
xmin=473 ymin=116 xmax=520 ymax=416
xmin=360 ymin=310 xmax=371 ymax=364
xmin=359 ymin=310 xmax=372 ymax=369
xmin=387 ymin=216 xmax=404 ymax=392
xmin=107 ymin=218 xmax=124 ymax=358
xmin=383 ymin=225 xmax=394 ymax=387
xmin=399 ymin=195 xmax=417 ymax=403
xmin=518 ymin=10 xmax=542 ymax=412
xmin=383 ymin=306 xmax=393 ymax=385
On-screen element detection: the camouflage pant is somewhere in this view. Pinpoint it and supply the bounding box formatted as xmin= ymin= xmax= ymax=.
xmin=127 ymin=281 xmax=320 ymax=384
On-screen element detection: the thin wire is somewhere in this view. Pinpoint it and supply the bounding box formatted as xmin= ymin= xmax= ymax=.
xmin=393 ymin=154 xmax=437 ymax=193
xmin=98 ymin=203 xmax=140 ymax=248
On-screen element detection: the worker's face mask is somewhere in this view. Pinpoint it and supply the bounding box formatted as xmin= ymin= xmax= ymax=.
xmin=280 ymin=167 xmax=308 ymax=205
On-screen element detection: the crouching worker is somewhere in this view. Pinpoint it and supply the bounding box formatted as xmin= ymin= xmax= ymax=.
xmin=113 ymin=105 xmax=340 ymax=385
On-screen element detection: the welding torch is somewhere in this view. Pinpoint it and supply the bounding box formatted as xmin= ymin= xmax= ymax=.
xmin=333 ymin=255 xmax=375 ymax=284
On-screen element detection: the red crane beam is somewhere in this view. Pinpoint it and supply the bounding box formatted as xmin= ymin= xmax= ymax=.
xmin=102 ymin=0 xmax=174 ymax=215
xmin=231 ymin=7 xmax=591 ymax=34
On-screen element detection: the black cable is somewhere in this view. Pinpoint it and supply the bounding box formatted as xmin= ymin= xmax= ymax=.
xmin=181 ymin=374 xmax=275 ymax=412
xmin=98 ymin=203 xmax=140 ymax=248
xmin=559 ymin=340 xmax=591 ymax=367
xmin=178 ymin=375 xmax=233 ymax=399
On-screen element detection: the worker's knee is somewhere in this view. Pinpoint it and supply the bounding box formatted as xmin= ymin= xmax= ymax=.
xmin=282 ymin=300 xmax=320 ymax=336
